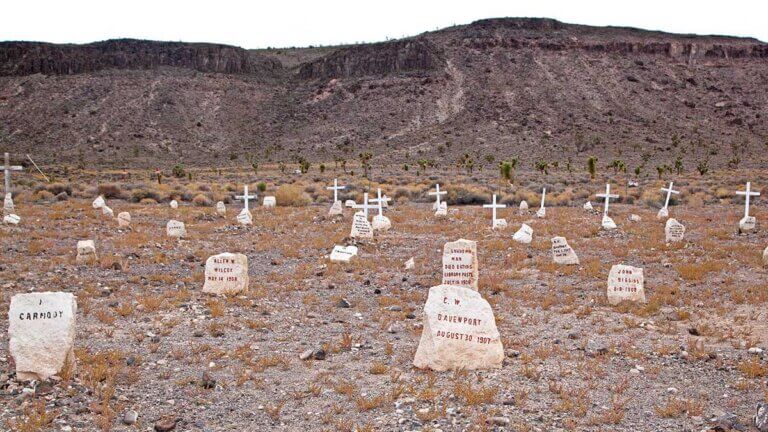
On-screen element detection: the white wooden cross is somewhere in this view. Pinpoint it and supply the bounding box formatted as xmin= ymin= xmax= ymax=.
xmin=429 ymin=184 xmax=447 ymax=208
xmin=596 ymin=183 xmax=619 ymax=216
xmin=660 ymin=182 xmax=679 ymax=210
xmin=539 ymin=188 xmax=547 ymax=210
xmin=483 ymin=194 xmax=506 ymax=227
xmin=736 ymin=182 xmax=760 ymax=218
xmin=371 ymin=188 xmax=391 ymax=216
xmin=235 ymin=185 xmax=257 ymax=211
xmin=1 ymin=153 xmax=23 ymax=195
xmin=352 ymin=193 xmax=377 ymax=218
xmin=326 ymin=178 xmax=345 ymax=203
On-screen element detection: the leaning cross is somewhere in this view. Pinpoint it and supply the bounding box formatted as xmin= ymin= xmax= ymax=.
xmin=352 ymin=192 xmax=378 ymax=218
xmin=596 ymin=183 xmax=619 ymax=216
xmin=235 ymin=185 xmax=257 ymax=211
xmin=483 ymin=194 xmax=506 ymax=227
xmin=1 ymin=153 xmax=23 ymax=195
xmin=429 ymin=184 xmax=447 ymax=208
xmin=660 ymin=182 xmax=680 ymax=210
xmin=326 ymin=178 xmax=345 ymax=203
xmin=540 ymin=187 xmax=547 ymax=210
xmin=371 ymin=188 xmax=391 ymax=216
xmin=736 ymin=182 xmax=760 ymax=218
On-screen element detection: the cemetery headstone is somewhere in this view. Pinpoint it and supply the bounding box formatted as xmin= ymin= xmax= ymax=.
xmin=4 ymin=192 xmax=14 ymax=215
xmin=166 ymin=220 xmax=186 ymax=238
xmin=1 ymin=153 xmax=23 ymax=204
xmin=602 ymin=215 xmax=617 ymax=230
xmin=607 ymin=264 xmax=645 ymax=305
xmin=350 ymin=212 xmax=373 ymax=239
xmin=327 ymin=179 xmax=346 ymax=216
xmin=629 ymin=214 xmax=641 ymax=222
xmin=519 ymin=200 xmax=529 ymax=212
xmin=413 ymin=284 xmax=503 ymax=371
xmin=435 ymin=201 xmax=448 ymax=217
xmin=429 ymin=184 xmax=447 ymax=211
xmin=117 ymin=212 xmax=131 ymax=228
xmin=372 ymin=214 xmax=392 ymax=231
xmin=657 ymin=182 xmax=679 ymax=219
xmin=665 ymin=218 xmax=685 ymax=243
xmin=584 ymin=201 xmax=594 ymax=211
xmin=216 ymin=201 xmax=226 ymax=216
xmin=203 ymin=253 xmax=249 ymax=295
xmin=170 ymin=200 xmax=178 ymax=209
xmin=9 ymin=292 xmax=77 ymax=381
xmin=329 ymin=200 xmax=343 ymax=216
xmin=92 ymin=195 xmax=105 ymax=209
xmin=656 ymin=208 xmax=669 ymax=219
xmin=237 ymin=208 xmax=253 ymax=226
xmin=76 ymin=240 xmax=97 ymax=264
xmin=345 ymin=199 xmax=356 ymax=207
xmin=330 ymin=245 xmax=358 ymax=263
xmin=442 ymin=239 xmax=478 ymax=291
xmin=513 ymin=224 xmax=533 ymax=244
xmin=763 ymin=246 xmax=768 ymax=267
xmin=736 ymin=182 xmax=760 ymax=233
xmin=102 ymin=205 xmax=114 ymax=218
xmin=551 ymin=236 xmax=579 ymax=265
xmin=263 ymin=196 xmax=276 ymax=208
xmin=4 ymin=213 xmax=20 ymax=224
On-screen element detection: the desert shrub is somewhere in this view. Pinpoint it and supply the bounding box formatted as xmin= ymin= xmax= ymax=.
xmin=131 ymin=189 xmax=161 ymax=203
xmin=32 ymin=190 xmax=55 ymax=202
xmin=192 ymin=194 xmax=212 ymax=207
xmin=447 ymin=185 xmax=490 ymax=205
xmin=257 ymin=182 xmax=267 ymax=193
xmin=172 ymin=164 xmax=185 ymax=178
xmin=139 ymin=198 xmax=157 ymax=204
xmin=197 ymin=184 xmax=211 ymax=192
xmin=275 ymin=185 xmax=311 ymax=206
xmin=41 ymin=182 xmax=72 ymax=196
xmin=97 ymin=184 xmax=124 ymax=199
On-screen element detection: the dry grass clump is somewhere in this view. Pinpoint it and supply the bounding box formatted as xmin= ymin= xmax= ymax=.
xmin=131 ymin=188 xmax=161 ymax=203
xmin=97 ymin=183 xmax=124 ymax=199
xmin=447 ymin=184 xmax=490 ymax=205
xmin=192 ymin=193 xmax=213 ymax=207
xmin=275 ymin=184 xmax=311 ymax=206
xmin=32 ymin=190 xmax=55 ymax=202
xmin=3 ymin=400 xmax=59 ymax=432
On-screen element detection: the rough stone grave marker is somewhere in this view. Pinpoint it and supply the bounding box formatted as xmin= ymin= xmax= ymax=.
xmin=4 ymin=213 xmax=20 ymax=224
xmin=442 ymin=239 xmax=478 ymax=291
xmin=330 ymin=245 xmax=358 ymax=263
xmin=76 ymin=240 xmax=97 ymax=264
xmin=236 ymin=208 xmax=252 ymax=226
xmin=413 ymin=284 xmax=503 ymax=371
xmin=551 ymin=236 xmax=579 ymax=265
xmin=92 ymin=195 xmax=105 ymax=209
xmin=9 ymin=292 xmax=77 ymax=381
xmin=263 ymin=196 xmax=276 ymax=208
xmin=4 ymin=193 xmax=14 ymax=215
xmin=513 ymin=224 xmax=533 ymax=244
xmin=166 ymin=220 xmax=186 ymax=238
xmin=117 ymin=212 xmax=131 ymax=228
xmin=170 ymin=199 xmax=178 ymax=209
xmin=216 ymin=201 xmax=226 ymax=216
xmin=607 ymin=264 xmax=645 ymax=305
xmin=665 ymin=218 xmax=685 ymax=242
xmin=203 ymin=253 xmax=249 ymax=295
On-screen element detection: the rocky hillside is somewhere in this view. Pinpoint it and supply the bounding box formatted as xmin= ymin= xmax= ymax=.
xmin=0 ymin=18 xmax=766 ymax=171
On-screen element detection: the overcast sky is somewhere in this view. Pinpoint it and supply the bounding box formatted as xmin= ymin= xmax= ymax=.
xmin=2 ymin=0 xmax=766 ymax=48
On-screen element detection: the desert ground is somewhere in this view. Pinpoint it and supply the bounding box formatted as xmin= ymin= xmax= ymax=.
xmin=2 ymin=165 xmax=768 ymax=432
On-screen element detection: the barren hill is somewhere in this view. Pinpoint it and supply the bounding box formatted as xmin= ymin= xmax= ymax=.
xmin=0 ymin=18 xmax=766 ymax=172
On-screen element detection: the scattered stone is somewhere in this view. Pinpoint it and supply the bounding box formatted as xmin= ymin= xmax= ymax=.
xmin=755 ymin=403 xmax=768 ymax=431
xmin=656 ymin=207 xmax=669 ymax=219
xmin=583 ymin=201 xmax=594 ymax=211
xmin=154 ymin=418 xmax=177 ymax=432
xmin=123 ymin=410 xmax=138 ymax=425
xmin=200 ymin=372 xmax=216 ymax=389
xmin=336 ymin=298 xmax=351 ymax=308
xmin=92 ymin=195 xmax=105 ymax=209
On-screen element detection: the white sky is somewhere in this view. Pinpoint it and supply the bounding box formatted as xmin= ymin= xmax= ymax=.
xmin=2 ymin=0 xmax=766 ymax=48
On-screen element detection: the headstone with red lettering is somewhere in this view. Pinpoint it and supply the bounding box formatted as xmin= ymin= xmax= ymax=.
xmin=442 ymin=239 xmax=478 ymax=291
xmin=607 ymin=264 xmax=645 ymax=305
xmin=413 ymin=284 xmax=503 ymax=371
xmin=203 ymin=253 xmax=249 ymax=295
xmin=9 ymin=292 xmax=77 ymax=381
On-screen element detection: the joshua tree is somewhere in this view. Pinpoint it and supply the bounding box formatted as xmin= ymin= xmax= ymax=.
xmin=696 ymin=159 xmax=709 ymax=176
xmin=359 ymin=152 xmax=373 ymax=178
xmin=500 ymin=161 xmax=512 ymax=182
xmin=535 ymin=160 xmax=549 ymax=175
xmin=587 ymin=156 xmax=598 ymax=180
xmin=674 ymin=156 xmax=683 ymax=175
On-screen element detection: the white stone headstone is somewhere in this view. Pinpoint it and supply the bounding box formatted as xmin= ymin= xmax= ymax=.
xmin=350 ymin=212 xmax=373 ymax=239
xmin=117 ymin=212 xmax=131 ymax=228
xmin=442 ymin=239 xmax=478 ymax=291
xmin=329 ymin=200 xmax=343 ymax=216
xmin=330 ymin=245 xmax=358 ymax=263
xmin=166 ymin=220 xmax=186 ymax=238
xmin=4 ymin=193 xmax=14 ymax=215
xmin=601 ymin=215 xmax=617 ymax=230
xmin=9 ymin=292 xmax=77 ymax=381
xmin=413 ymin=284 xmax=503 ymax=371
xmin=519 ymin=200 xmax=529 ymax=211
xmin=405 ymin=257 xmax=415 ymax=270
xmin=763 ymin=246 xmax=768 ymax=267
xmin=551 ymin=236 xmax=579 ymax=265
xmin=607 ymin=265 xmax=645 ymax=305
xmin=101 ymin=205 xmax=114 ymax=219
xmin=92 ymin=195 xmax=105 ymax=209
xmin=492 ymin=218 xmax=508 ymax=230
xmin=372 ymin=214 xmax=392 ymax=231
xmin=170 ymin=200 xmax=178 ymax=209
xmin=740 ymin=216 xmax=757 ymax=233
xmin=216 ymin=201 xmax=226 ymax=216
xmin=583 ymin=201 xmax=594 ymax=211
xmin=665 ymin=218 xmax=685 ymax=243
xmin=236 ymin=208 xmax=253 ymax=226
xmin=345 ymin=200 xmax=356 ymax=207
xmin=536 ymin=207 xmax=546 ymax=218
xmin=203 ymin=253 xmax=249 ymax=295
xmin=513 ymin=224 xmax=533 ymax=244
xmin=435 ymin=201 xmax=448 ymax=217
xmin=629 ymin=214 xmax=641 ymax=222
xmin=656 ymin=207 xmax=669 ymax=219
xmin=3 ymin=213 xmax=20 ymax=225
xmin=263 ymin=196 xmax=276 ymax=208
xmin=76 ymin=240 xmax=97 ymax=265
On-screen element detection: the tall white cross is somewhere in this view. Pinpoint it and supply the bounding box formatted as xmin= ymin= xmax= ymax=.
xmin=371 ymin=188 xmax=391 ymax=216
xmin=326 ymin=178 xmax=345 ymax=203
xmin=235 ymin=185 xmax=257 ymax=211
xmin=736 ymin=182 xmax=760 ymax=218
xmin=352 ymin=193 xmax=378 ymax=218
xmin=596 ymin=183 xmax=619 ymax=216
xmin=540 ymin=188 xmax=547 ymax=210
xmin=483 ymin=194 xmax=506 ymax=226
xmin=429 ymin=184 xmax=447 ymax=208
xmin=660 ymin=182 xmax=679 ymax=210
xmin=1 ymin=153 xmax=23 ymax=195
